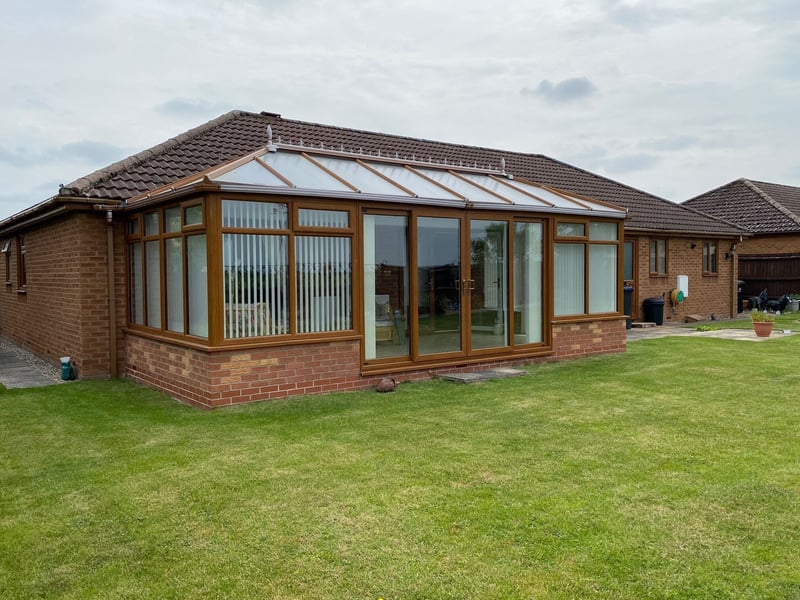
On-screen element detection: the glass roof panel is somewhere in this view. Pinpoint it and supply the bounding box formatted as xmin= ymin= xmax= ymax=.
xmin=413 ymin=169 xmax=505 ymax=204
xmin=365 ymin=163 xmax=462 ymax=200
xmin=214 ymin=160 xmax=289 ymax=187
xmin=312 ymin=156 xmax=412 ymax=197
xmin=460 ymin=174 xmax=551 ymax=206
xmin=504 ymin=180 xmax=586 ymax=208
xmin=259 ymin=151 xmax=352 ymax=192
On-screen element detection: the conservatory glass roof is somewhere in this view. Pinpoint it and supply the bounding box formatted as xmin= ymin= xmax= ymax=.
xmin=133 ymin=143 xmax=626 ymax=218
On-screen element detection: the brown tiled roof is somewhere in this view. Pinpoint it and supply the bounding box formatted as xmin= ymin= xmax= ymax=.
xmin=684 ymin=178 xmax=800 ymax=234
xmin=63 ymin=110 xmax=744 ymax=236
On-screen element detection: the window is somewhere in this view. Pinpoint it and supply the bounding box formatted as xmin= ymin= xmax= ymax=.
xmin=221 ymin=199 xmax=352 ymax=340
xmin=2 ymin=239 xmax=11 ymax=285
xmin=554 ymin=220 xmax=620 ymax=316
xmin=16 ymin=235 xmax=26 ymax=289
xmin=127 ymin=202 xmax=208 ymax=337
xmin=703 ymin=241 xmax=717 ymax=274
xmin=649 ymin=239 xmax=667 ymax=276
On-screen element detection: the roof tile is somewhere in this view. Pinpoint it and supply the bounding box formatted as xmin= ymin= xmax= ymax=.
xmin=65 ymin=110 xmax=744 ymax=235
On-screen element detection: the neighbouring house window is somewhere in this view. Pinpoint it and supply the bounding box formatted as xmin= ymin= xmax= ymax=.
xmin=649 ymin=239 xmax=667 ymax=275
xmin=703 ymin=241 xmax=717 ymax=274
xmin=16 ymin=235 xmax=26 ymax=289
xmin=127 ymin=202 xmax=208 ymax=338
xmin=555 ymin=220 xmax=620 ymax=316
xmin=2 ymin=239 xmax=11 ymax=285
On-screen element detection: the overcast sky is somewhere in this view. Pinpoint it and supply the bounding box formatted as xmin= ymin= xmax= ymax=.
xmin=1 ymin=0 xmax=799 ymax=220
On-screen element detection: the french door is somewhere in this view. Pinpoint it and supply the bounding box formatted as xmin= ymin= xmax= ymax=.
xmin=364 ymin=211 xmax=541 ymax=364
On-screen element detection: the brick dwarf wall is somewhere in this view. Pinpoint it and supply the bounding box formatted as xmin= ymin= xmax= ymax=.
xmin=0 ymin=212 xmax=125 ymax=378
xmin=630 ymin=237 xmax=736 ymax=323
xmin=125 ymin=318 xmax=627 ymax=409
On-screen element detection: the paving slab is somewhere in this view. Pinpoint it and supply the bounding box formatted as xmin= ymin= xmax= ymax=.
xmin=438 ymin=367 xmax=527 ymax=384
xmin=0 ymin=344 xmax=63 ymax=389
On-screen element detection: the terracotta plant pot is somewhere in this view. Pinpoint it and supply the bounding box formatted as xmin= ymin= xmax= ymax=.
xmin=752 ymin=321 xmax=774 ymax=338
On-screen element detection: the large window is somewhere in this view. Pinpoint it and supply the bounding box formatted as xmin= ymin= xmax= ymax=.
xmin=127 ymin=202 xmax=207 ymax=337
xmin=555 ymin=220 xmax=619 ymax=316
xmin=513 ymin=222 xmax=543 ymax=344
xmin=703 ymin=241 xmax=717 ymax=274
xmin=221 ymin=200 xmax=353 ymax=340
xmin=16 ymin=235 xmax=26 ymax=289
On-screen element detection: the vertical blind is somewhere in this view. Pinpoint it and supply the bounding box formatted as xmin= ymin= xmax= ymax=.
xmin=295 ymin=236 xmax=352 ymax=333
xmin=223 ymin=233 xmax=288 ymax=338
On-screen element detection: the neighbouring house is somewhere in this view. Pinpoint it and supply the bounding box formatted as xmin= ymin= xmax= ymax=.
xmin=0 ymin=110 xmax=743 ymax=407
xmin=684 ymin=178 xmax=800 ymax=299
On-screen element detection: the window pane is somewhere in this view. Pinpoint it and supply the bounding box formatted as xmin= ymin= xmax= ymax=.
xmin=222 ymin=200 xmax=287 ymax=229
xmin=144 ymin=212 xmax=159 ymax=236
xmin=145 ymin=240 xmax=161 ymax=328
xmin=127 ymin=219 xmax=139 ymax=236
xmin=129 ymin=242 xmax=143 ymax=325
xmin=299 ymin=208 xmax=349 ymax=228
xmin=166 ymin=238 xmax=184 ymax=333
xmin=471 ymin=220 xmax=508 ymax=350
xmin=417 ymin=217 xmax=461 ymax=355
xmin=223 ymin=234 xmax=289 ymax=338
xmin=184 ymin=205 xmax=203 ymax=226
xmin=657 ymin=240 xmax=666 ymax=274
xmin=165 ymin=207 xmax=181 ymax=233
xmin=364 ymin=215 xmax=409 ymax=360
xmin=623 ymin=241 xmax=634 ymax=281
xmin=589 ymin=244 xmax=617 ymax=313
xmin=589 ymin=222 xmax=618 ymax=241
xmin=557 ymin=222 xmax=585 ymax=237
xmin=514 ymin=222 xmax=543 ymax=344
xmin=554 ymin=243 xmax=585 ymax=316
xmin=295 ymin=236 xmax=352 ymax=333
xmin=187 ymin=235 xmax=208 ymax=338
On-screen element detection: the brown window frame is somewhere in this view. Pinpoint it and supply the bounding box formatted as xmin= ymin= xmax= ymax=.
xmin=703 ymin=240 xmax=718 ymax=275
xmin=649 ymin=238 xmax=667 ymax=276
xmin=2 ymin=238 xmax=11 ymax=286
xmin=16 ymin=235 xmax=26 ymax=290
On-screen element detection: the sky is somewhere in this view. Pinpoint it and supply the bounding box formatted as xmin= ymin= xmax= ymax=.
xmin=1 ymin=0 xmax=799 ymax=221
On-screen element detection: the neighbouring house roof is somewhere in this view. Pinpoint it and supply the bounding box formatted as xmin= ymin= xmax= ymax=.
xmin=135 ymin=140 xmax=626 ymax=219
xmin=8 ymin=110 xmax=744 ymax=236
xmin=684 ymin=178 xmax=800 ymax=235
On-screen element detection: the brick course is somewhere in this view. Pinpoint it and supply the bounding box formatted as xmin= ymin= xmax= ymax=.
xmin=126 ymin=318 xmax=626 ymax=409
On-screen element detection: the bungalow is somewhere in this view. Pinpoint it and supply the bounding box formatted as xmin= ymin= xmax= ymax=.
xmin=684 ymin=178 xmax=800 ymax=299
xmin=0 ymin=110 xmax=742 ymax=407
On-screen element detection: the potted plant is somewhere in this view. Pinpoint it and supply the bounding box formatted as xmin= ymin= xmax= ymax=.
xmin=751 ymin=310 xmax=775 ymax=337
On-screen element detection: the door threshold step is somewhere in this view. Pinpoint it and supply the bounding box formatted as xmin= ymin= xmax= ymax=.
xmin=631 ymin=322 xmax=657 ymax=328
xmin=438 ymin=367 xmax=527 ymax=384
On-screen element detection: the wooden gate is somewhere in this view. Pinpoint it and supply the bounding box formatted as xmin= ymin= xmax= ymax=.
xmin=738 ymin=253 xmax=800 ymax=298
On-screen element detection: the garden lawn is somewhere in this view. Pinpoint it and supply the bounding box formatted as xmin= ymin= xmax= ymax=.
xmin=1 ymin=336 xmax=799 ymax=599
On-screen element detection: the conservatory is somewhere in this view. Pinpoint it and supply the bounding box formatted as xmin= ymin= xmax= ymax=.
xmin=123 ymin=139 xmax=627 ymax=407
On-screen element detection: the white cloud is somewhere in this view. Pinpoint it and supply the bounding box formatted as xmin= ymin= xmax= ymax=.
xmin=1 ymin=0 xmax=799 ymax=219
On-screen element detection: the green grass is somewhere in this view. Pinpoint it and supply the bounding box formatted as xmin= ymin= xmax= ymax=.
xmin=2 ymin=336 xmax=800 ymax=599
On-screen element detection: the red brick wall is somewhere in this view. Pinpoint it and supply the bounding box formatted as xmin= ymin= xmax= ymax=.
xmin=630 ymin=236 xmax=736 ymax=323
xmin=125 ymin=318 xmax=627 ymax=409
xmin=0 ymin=212 xmax=124 ymax=378
xmin=738 ymin=234 xmax=800 ymax=255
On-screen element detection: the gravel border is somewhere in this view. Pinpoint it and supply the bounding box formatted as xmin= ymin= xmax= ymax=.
xmin=0 ymin=336 xmax=64 ymax=384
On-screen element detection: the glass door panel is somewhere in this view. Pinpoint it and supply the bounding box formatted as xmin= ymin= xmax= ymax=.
xmin=417 ymin=217 xmax=462 ymax=356
xmin=469 ymin=220 xmax=509 ymax=350
xmin=513 ymin=222 xmax=543 ymax=344
xmin=364 ymin=214 xmax=409 ymax=360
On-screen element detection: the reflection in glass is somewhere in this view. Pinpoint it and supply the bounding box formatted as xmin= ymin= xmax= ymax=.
xmin=417 ymin=217 xmax=461 ymax=355
xmin=470 ymin=220 xmax=508 ymax=350
xmin=363 ymin=215 xmax=409 ymax=360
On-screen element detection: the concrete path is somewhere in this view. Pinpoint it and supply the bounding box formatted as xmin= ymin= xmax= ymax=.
xmin=626 ymin=324 xmax=794 ymax=343
xmin=0 ymin=340 xmax=63 ymax=389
